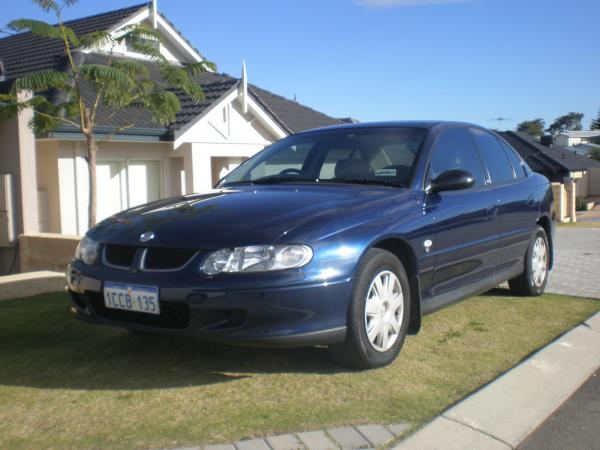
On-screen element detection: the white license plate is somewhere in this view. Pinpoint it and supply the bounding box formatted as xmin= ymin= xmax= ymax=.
xmin=103 ymin=282 xmax=160 ymax=315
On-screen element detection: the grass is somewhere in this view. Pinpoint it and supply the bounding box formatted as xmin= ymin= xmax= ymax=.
xmin=557 ymin=221 xmax=600 ymax=228
xmin=0 ymin=291 xmax=598 ymax=450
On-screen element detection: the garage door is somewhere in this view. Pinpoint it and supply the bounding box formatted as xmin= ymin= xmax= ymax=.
xmin=96 ymin=160 xmax=163 ymax=222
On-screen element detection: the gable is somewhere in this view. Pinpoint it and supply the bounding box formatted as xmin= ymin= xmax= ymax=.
xmin=90 ymin=6 xmax=204 ymax=64
xmin=173 ymin=87 xmax=286 ymax=148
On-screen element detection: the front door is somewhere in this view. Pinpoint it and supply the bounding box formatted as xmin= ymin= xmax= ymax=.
xmin=423 ymin=127 xmax=500 ymax=310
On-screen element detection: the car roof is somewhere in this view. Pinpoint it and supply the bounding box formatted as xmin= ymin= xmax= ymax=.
xmin=297 ymin=120 xmax=481 ymax=134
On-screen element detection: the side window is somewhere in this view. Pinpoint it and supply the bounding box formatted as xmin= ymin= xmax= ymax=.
xmin=470 ymin=128 xmax=516 ymax=184
xmin=499 ymin=140 xmax=527 ymax=178
xmin=428 ymin=127 xmax=485 ymax=187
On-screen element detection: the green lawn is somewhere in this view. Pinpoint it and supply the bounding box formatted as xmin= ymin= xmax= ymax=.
xmin=0 ymin=291 xmax=598 ymax=450
xmin=557 ymin=221 xmax=600 ymax=228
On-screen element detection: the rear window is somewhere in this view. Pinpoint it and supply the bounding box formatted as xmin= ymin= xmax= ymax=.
xmin=499 ymin=140 xmax=527 ymax=178
xmin=469 ymin=128 xmax=516 ymax=184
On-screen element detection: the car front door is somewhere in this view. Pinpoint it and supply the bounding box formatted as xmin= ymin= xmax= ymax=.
xmin=423 ymin=126 xmax=500 ymax=312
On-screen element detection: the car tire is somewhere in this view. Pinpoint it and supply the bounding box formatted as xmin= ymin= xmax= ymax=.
xmin=508 ymin=226 xmax=550 ymax=296
xmin=328 ymin=248 xmax=410 ymax=370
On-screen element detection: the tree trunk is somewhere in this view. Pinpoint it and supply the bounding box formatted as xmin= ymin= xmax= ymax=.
xmin=84 ymin=131 xmax=97 ymax=229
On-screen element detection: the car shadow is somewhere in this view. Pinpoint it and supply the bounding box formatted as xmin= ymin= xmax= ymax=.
xmin=482 ymin=287 xmax=514 ymax=297
xmin=0 ymin=295 xmax=348 ymax=391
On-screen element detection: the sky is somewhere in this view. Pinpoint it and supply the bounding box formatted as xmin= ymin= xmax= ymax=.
xmin=3 ymin=0 xmax=599 ymax=130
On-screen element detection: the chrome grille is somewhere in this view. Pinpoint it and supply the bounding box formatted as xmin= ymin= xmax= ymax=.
xmin=103 ymin=244 xmax=137 ymax=269
xmin=102 ymin=244 xmax=198 ymax=271
xmin=141 ymin=247 xmax=198 ymax=271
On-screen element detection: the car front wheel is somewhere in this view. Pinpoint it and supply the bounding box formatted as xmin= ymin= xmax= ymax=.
xmin=509 ymin=226 xmax=550 ymax=296
xmin=328 ymin=248 xmax=410 ymax=369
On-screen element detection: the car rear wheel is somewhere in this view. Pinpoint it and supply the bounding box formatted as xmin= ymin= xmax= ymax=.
xmin=509 ymin=226 xmax=549 ymax=296
xmin=328 ymin=248 xmax=410 ymax=369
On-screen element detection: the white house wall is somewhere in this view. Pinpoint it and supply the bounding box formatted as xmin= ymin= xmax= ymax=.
xmin=177 ymin=97 xmax=280 ymax=192
xmin=36 ymin=141 xmax=61 ymax=233
xmin=52 ymin=140 xmax=175 ymax=235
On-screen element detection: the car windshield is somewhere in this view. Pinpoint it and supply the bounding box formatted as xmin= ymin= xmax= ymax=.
xmin=219 ymin=127 xmax=428 ymax=188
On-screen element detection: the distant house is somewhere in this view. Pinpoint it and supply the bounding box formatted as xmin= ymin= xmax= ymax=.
xmin=554 ymin=130 xmax=600 ymax=148
xmin=500 ymin=131 xmax=600 ymax=218
xmin=568 ymin=142 xmax=600 ymax=157
xmin=0 ymin=3 xmax=343 ymax=272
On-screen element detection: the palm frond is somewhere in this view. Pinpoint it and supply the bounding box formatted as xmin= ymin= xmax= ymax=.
xmin=8 ymin=18 xmax=79 ymax=46
xmin=14 ymin=71 xmax=70 ymax=92
xmin=180 ymin=79 xmax=205 ymax=103
xmin=78 ymin=64 xmax=133 ymax=90
xmin=110 ymin=59 xmax=149 ymax=79
xmin=33 ymin=0 xmax=60 ymax=12
xmin=79 ymin=30 xmax=113 ymax=50
xmin=115 ymin=23 xmax=162 ymax=44
xmin=160 ymin=65 xmax=205 ymax=103
xmin=8 ymin=19 xmax=62 ymax=40
xmin=0 ymin=93 xmax=20 ymax=119
xmin=137 ymin=90 xmax=180 ymax=125
xmin=185 ymin=61 xmax=216 ymax=76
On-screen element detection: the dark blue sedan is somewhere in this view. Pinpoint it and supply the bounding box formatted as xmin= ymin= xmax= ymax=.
xmin=66 ymin=121 xmax=554 ymax=369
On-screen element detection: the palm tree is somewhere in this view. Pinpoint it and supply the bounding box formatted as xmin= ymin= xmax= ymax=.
xmin=0 ymin=0 xmax=214 ymax=227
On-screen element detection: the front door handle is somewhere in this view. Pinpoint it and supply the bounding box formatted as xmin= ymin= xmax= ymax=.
xmin=486 ymin=204 xmax=499 ymax=216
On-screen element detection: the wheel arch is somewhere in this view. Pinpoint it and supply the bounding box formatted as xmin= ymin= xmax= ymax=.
xmin=537 ymin=215 xmax=554 ymax=270
xmin=371 ymin=237 xmax=422 ymax=335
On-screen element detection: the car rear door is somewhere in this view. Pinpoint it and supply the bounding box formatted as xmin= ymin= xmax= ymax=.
xmin=424 ymin=126 xmax=501 ymax=305
xmin=470 ymin=128 xmax=540 ymax=275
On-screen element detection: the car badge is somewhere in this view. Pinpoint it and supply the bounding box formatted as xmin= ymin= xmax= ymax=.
xmin=423 ymin=239 xmax=433 ymax=253
xmin=140 ymin=231 xmax=155 ymax=242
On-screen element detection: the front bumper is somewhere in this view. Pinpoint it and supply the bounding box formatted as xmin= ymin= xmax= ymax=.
xmin=66 ymin=262 xmax=351 ymax=347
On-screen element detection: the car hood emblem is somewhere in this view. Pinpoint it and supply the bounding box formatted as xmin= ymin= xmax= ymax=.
xmin=140 ymin=231 xmax=155 ymax=242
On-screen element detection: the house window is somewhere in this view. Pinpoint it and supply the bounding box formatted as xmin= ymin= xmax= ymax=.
xmin=96 ymin=160 xmax=163 ymax=222
xmin=0 ymin=60 xmax=5 ymax=82
xmin=124 ymin=36 xmax=160 ymax=53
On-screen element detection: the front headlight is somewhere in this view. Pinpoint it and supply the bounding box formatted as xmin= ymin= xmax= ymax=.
xmin=202 ymin=245 xmax=313 ymax=275
xmin=74 ymin=236 xmax=100 ymax=265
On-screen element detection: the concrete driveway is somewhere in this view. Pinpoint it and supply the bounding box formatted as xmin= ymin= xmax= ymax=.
xmin=546 ymin=227 xmax=600 ymax=299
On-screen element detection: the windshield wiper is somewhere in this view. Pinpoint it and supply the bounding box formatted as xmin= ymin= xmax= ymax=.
xmin=324 ymin=178 xmax=404 ymax=188
xmin=250 ymin=176 xmax=317 ymax=185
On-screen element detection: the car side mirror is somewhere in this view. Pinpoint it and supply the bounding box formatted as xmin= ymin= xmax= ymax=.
xmin=429 ymin=169 xmax=475 ymax=193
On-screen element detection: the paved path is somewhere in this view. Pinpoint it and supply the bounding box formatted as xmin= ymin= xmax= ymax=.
xmin=518 ymin=370 xmax=600 ymax=450
xmin=172 ymin=423 xmax=410 ymax=450
xmin=546 ymin=227 xmax=600 ymax=299
xmin=577 ymin=210 xmax=600 ymax=222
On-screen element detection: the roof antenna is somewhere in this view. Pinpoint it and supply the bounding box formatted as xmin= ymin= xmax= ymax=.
xmin=488 ymin=116 xmax=513 ymax=130
xmin=152 ymin=0 xmax=158 ymax=29
xmin=241 ymin=60 xmax=248 ymax=114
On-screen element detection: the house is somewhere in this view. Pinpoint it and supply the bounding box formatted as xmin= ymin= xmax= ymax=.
xmin=0 ymin=3 xmax=343 ymax=273
xmin=554 ymin=130 xmax=600 ymax=148
xmin=567 ymin=142 xmax=600 ymax=157
xmin=500 ymin=131 xmax=600 ymax=220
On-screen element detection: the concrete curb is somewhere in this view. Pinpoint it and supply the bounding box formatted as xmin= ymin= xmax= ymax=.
xmin=393 ymin=310 xmax=600 ymax=450
xmin=0 ymin=271 xmax=65 ymax=301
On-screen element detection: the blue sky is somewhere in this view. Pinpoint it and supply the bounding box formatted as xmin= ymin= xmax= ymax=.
xmin=4 ymin=0 xmax=599 ymax=130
